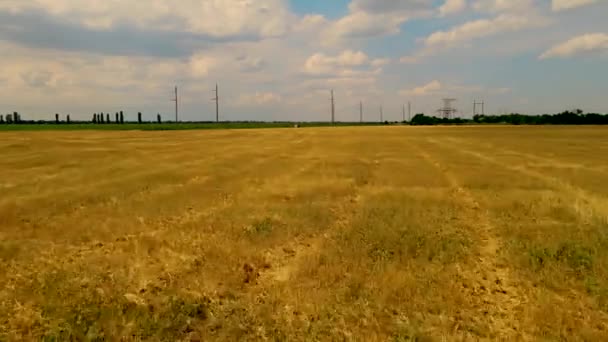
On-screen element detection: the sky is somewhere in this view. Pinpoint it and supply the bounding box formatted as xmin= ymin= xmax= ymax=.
xmin=1 ymin=0 xmax=607 ymax=122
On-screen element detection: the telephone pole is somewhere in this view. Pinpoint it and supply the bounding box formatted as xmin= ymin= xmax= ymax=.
xmin=359 ymin=101 xmax=363 ymax=123
xmin=402 ymin=104 xmax=406 ymax=122
xmin=331 ymin=90 xmax=335 ymax=124
xmin=212 ymin=84 xmax=219 ymax=123
xmin=172 ymin=86 xmax=179 ymax=122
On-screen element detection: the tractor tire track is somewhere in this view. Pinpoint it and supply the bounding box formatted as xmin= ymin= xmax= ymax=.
xmin=413 ymin=141 xmax=530 ymax=340
xmin=439 ymin=137 xmax=608 ymax=225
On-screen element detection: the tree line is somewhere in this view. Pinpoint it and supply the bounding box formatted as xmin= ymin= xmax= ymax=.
xmin=410 ymin=110 xmax=608 ymax=125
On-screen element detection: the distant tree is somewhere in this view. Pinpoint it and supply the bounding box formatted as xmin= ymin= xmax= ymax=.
xmin=410 ymin=114 xmax=437 ymax=125
xmin=55 ymin=113 xmax=59 ymax=124
xmin=67 ymin=115 xmax=71 ymax=124
xmin=115 ymin=112 xmax=119 ymax=123
xmin=100 ymin=112 xmax=105 ymax=124
xmin=6 ymin=114 xmax=13 ymax=124
xmin=93 ymin=113 xmax=97 ymax=123
xmin=106 ymin=113 xmax=110 ymax=123
xmin=0 ymin=115 xmax=4 ymax=124
xmin=13 ymin=112 xmax=20 ymax=124
xmin=157 ymin=114 xmax=161 ymax=124
xmin=138 ymin=112 xmax=142 ymax=124
xmin=120 ymin=111 xmax=124 ymax=124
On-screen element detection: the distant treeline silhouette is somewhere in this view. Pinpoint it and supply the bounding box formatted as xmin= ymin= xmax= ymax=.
xmin=3 ymin=109 xmax=608 ymax=126
xmin=410 ymin=110 xmax=608 ymax=125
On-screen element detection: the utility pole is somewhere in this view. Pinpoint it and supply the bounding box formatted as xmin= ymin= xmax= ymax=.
xmin=212 ymin=83 xmax=219 ymax=123
xmin=330 ymin=90 xmax=335 ymax=124
xmin=359 ymin=101 xmax=363 ymax=123
xmin=402 ymin=104 xmax=406 ymax=122
xmin=172 ymin=86 xmax=179 ymax=122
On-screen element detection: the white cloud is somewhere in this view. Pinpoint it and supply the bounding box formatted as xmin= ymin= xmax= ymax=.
xmin=400 ymin=80 xmax=442 ymax=96
xmin=473 ymin=0 xmax=534 ymax=13
xmin=235 ymin=55 xmax=266 ymax=72
xmin=323 ymin=0 xmax=433 ymax=42
xmin=552 ymin=0 xmax=598 ymax=11
xmin=400 ymin=80 xmax=511 ymax=97
xmin=0 ymin=0 xmax=291 ymax=38
xmin=304 ymin=50 xmax=370 ymax=75
xmin=371 ymin=58 xmax=391 ymax=67
xmin=190 ymin=54 xmax=217 ymax=78
xmin=540 ymin=33 xmax=608 ymax=59
xmin=325 ymin=11 xmax=406 ymax=41
xmin=423 ymin=13 xmax=549 ymax=51
xmin=399 ymin=56 xmax=421 ymax=64
xmin=439 ymin=0 xmax=467 ymax=17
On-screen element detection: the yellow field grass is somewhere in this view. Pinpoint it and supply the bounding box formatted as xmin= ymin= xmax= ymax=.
xmin=1 ymin=126 xmax=608 ymax=340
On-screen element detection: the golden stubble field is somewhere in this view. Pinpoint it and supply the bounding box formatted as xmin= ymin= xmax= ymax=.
xmin=1 ymin=126 xmax=608 ymax=340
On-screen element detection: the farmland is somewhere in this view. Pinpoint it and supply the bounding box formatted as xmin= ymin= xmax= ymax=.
xmin=1 ymin=126 xmax=608 ymax=340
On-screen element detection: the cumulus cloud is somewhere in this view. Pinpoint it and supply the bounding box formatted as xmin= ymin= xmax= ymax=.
xmin=236 ymin=55 xmax=266 ymax=72
xmin=439 ymin=0 xmax=467 ymax=17
xmin=0 ymin=0 xmax=290 ymax=38
xmin=423 ymin=13 xmax=549 ymax=51
xmin=540 ymin=33 xmax=608 ymax=59
xmin=400 ymin=80 xmax=442 ymax=96
xmin=399 ymin=56 xmax=420 ymax=64
xmin=190 ymin=54 xmax=217 ymax=78
xmin=472 ymin=0 xmax=534 ymax=13
xmin=552 ymin=0 xmax=598 ymax=11
xmin=304 ymin=50 xmax=371 ymax=75
xmin=323 ymin=0 xmax=433 ymax=42
xmin=400 ymin=80 xmax=511 ymax=97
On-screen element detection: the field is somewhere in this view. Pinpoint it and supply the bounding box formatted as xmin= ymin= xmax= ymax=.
xmin=1 ymin=126 xmax=608 ymax=340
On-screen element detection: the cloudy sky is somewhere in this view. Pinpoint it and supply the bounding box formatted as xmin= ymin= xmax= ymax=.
xmin=1 ymin=0 xmax=607 ymax=121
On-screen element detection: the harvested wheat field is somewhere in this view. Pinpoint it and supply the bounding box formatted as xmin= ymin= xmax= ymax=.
xmin=1 ymin=126 xmax=608 ymax=340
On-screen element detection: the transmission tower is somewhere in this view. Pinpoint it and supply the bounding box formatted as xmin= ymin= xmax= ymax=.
xmin=437 ymin=98 xmax=457 ymax=119
xmin=473 ymin=100 xmax=485 ymax=116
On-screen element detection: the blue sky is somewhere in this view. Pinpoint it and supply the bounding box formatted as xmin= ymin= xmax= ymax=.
xmin=0 ymin=0 xmax=607 ymax=121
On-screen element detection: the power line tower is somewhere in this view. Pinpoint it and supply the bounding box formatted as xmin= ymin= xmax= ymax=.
xmin=473 ymin=100 xmax=485 ymax=116
xmin=330 ymin=90 xmax=335 ymax=124
xmin=171 ymin=86 xmax=179 ymax=122
xmin=212 ymin=84 xmax=219 ymax=123
xmin=437 ymin=98 xmax=457 ymax=119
